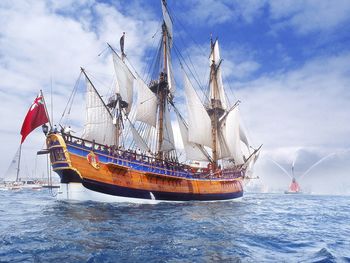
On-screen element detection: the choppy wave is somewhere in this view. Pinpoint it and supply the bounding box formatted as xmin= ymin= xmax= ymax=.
xmin=0 ymin=191 xmax=349 ymax=262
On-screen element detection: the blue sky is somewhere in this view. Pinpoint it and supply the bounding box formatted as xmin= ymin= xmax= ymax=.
xmin=1 ymin=0 xmax=350 ymax=193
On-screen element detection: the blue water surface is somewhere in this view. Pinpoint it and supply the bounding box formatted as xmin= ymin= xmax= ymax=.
xmin=0 ymin=190 xmax=349 ymax=262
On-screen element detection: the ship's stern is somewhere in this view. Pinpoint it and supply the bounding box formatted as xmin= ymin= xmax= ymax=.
xmin=46 ymin=133 xmax=83 ymax=199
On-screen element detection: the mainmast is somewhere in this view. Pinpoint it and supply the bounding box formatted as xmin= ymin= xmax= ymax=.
xmin=208 ymin=36 xmax=225 ymax=167
xmin=151 ymin=0 xmax=173 ymax=160
xmin=155 ymin=23 xmax=169 ymax=159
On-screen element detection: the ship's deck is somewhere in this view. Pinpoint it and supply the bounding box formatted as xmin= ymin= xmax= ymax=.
xmin=59 ymin=133 xmax=244 ymax=181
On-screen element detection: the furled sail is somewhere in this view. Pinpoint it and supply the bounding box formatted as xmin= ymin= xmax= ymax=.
xmin=112 ymin=52 xmax=135 ymax=113
xmin=135 ymin=78 xmax=158 ymax=127
xmin=161 ymin=0 xmax=173 ymax=47
xmin=176 ymin=113 xmax=210 ymax=161
xmin=82 ymin=79 xmax=116 ymax=145
xmin=161 ymin=101 xmax=175 ymax=152
xmin=209 ymin=40 xmax=227 ymax=110
xmin=184 ymin=74 xmax=212 ymax=148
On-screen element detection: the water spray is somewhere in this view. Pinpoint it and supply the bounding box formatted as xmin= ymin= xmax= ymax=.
xmin=299 ymin=153 xmax=336 ymax=181
xmin=267 ymin=158 xmax=292 ymax=179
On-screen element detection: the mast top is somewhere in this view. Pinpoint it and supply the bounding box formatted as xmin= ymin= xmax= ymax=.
xmin=120 ymin=32 xmax=126 ymax=61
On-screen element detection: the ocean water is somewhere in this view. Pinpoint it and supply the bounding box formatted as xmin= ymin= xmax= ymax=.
xmin=0 ymin=190 xmax=349 ymax=262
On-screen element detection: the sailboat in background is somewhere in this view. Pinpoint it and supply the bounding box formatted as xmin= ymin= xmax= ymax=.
xmin=0 ymin=146 xmax=42 ymax=191
xmin=0 ymin=147 xmax=22 ymax=190
xmin=41 ymin=0 xmax=261 ymax=203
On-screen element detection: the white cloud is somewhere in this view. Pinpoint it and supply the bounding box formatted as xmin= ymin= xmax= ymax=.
xmin=182 ymin=0 xmax=234 ymax=25
xmin=223 ymin=59 xmax=260 ymax=79
xmin=0 ymin=0 xmax=158 ymax=177
xmin=181 ymin=0 xmax=350 ymax=35
xmin=181 ymin=0 xmax=266 ymax=25
xmin=269 ymin=0 xmax=350 ymax=34
xmin=231 ymin=52 xmax=350 ymax=191
xmin=236 ymin=52 xmax=350 ymax=152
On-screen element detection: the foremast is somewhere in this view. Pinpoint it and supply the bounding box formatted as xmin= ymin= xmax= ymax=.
xmin=81 ymin=67 xmax=117 ymax=146
xmin=107 ymin=35 xmax=135 ymax=147
xmin=107 ymin=43 xmax=127 ymax=147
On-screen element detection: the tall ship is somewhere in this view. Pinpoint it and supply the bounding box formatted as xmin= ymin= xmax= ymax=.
xmin=42 ymin=1 xmax=261 ymax=203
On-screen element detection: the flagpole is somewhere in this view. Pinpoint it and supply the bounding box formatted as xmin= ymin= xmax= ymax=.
xmin=50 ymin=78 xmax=54 ymax=125
xmin=16 ymin=144 xmax=22 ymax=182
xmin=40 ymin=89 xmax=52 ymax=129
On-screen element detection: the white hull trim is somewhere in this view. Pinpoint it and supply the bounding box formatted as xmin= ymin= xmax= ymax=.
xmin=57 ymin=183 xmax=161 ymax=204
xmin=57 ymin=183 xmax=242 ymax=204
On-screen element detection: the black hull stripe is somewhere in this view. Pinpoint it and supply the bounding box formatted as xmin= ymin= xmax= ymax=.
xmin=82 ymin=178 xmax=243 ymax=201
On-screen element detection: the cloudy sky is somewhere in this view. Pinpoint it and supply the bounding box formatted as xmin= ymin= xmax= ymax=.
xmin=1 ymin=0 xmax=349 ymax=193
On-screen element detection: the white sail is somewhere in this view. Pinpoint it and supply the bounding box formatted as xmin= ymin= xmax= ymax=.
xmin=209 ymin=40 xmax=227 ymax=110
xmin=135 ymin=78 xmax=158 ymax=127
xmin=221 ymin=106 xmax=245 ymax=164
xmin=82 ymin=79 xmax=116 ymax=145
xmin=217 ymin=130 xmax=231 ymax=159
xmin=253 ymin=147 xmax=261 ymax=164
xmin=112 ymin=52 xmax=135 ymax=113
xmin=184 ymin=74 xmax=212 ymax=148
xmin=176 ymin=113 xmax=210 ymax=161
xmin=161 ymin=0 xmax=173 ymax=46
xmin=130 ymin=125 xmax=151 ymax=153
xmin=240 ymin=125 xmax=250 ymax=151
xmin=2 ymin=147 xmax=21 ymax=182
xmin=166 ymin=50 xmax=176 ymax=94
xmin=161 ymin=101 xmax=175 ymax=152
xmin=244 ymin=147 xmax=261 ymax=171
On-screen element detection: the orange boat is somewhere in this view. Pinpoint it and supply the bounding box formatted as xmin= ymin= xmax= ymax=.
xmin=44 ymin=1 xmax=261 ymax=203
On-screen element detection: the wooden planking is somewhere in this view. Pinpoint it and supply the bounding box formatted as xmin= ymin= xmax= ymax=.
xmin=69 ymin=153 xmax=243 ymax=195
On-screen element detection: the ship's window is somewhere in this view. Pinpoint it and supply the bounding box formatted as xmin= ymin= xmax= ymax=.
xmin=50 ymin=148 xmax=66 ymax=162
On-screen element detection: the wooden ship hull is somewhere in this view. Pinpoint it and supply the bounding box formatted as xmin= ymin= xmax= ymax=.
xmin=47 ymin=134 xmax=244 ymax=203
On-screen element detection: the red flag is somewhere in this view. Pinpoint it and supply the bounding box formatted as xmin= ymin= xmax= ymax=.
xmin=20 ymin=94 xmax=49 ymax=144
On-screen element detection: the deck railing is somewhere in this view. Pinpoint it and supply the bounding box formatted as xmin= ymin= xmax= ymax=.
xmin=57 ymin=132 xmax=243 ymax=180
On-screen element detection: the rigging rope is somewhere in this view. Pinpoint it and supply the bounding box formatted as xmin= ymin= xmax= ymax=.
xmin=141 ymin=20 xmax=162 ymax=81
xmin=59 ymin=72 xmax=83 ymax=125
xmin=173 ymin=44 xmax=210 ymax=103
